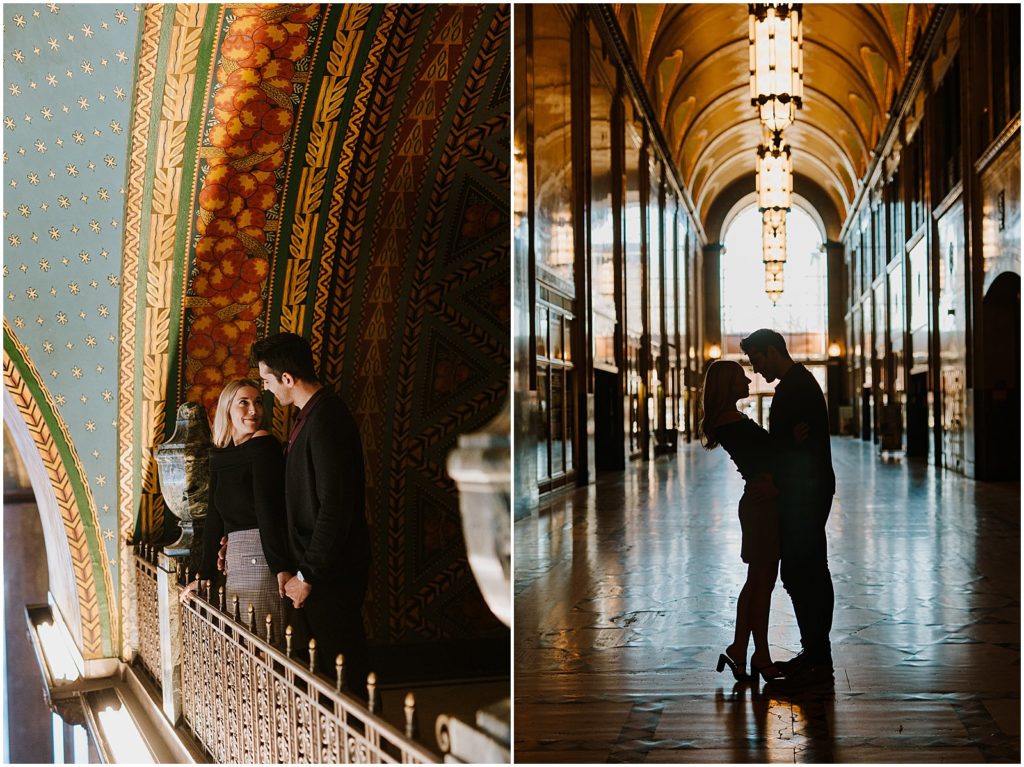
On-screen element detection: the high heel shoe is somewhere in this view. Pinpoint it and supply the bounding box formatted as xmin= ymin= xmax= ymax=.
xmin=750 ymin=661 xmax=784 ymax=684
xmin=716 ymin=652 xmax=750 ymax=682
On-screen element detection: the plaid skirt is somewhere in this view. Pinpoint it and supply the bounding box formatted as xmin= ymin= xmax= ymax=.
xmin=225 ymin=528 xmax=286 ymax=640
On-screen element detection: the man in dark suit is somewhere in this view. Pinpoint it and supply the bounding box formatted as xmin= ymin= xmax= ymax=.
xmin=741 ymin=328 xmax=836 ymax=689
xmin=251 ymin=332 xmax=371 ymax=697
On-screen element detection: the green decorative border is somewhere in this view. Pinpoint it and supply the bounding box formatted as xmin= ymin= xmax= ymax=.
xmin=269 ymin=4 xmax=386 ymax=331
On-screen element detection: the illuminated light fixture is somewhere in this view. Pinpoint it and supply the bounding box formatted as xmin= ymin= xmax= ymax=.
xmin=762 ymin=214 xmax=787 ymax=264
xmin=749 ymin=3 xmax=804 ymax=134
xmin=757 ymin=140 xmax=792 ymax=212
xmin=765 ymin=266 xmax=784 ymax=304
xmin=86 ymin=689 xmax=157 ymax=764
xmin=96 ymin=704 xmax=156 ymax=763
xmin=763 ymin=207 xmax=786 ymax=236
xmin=828 ymin=342 xmax=842 ymax=357
xmin=708 ymin=344 xmax=722 ymax=359
xmin=35 ymin=619 xmax=81 ymax=683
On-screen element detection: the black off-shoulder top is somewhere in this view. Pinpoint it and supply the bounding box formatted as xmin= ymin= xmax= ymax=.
xmin=198 ymin=434 xmax=291 ymax=579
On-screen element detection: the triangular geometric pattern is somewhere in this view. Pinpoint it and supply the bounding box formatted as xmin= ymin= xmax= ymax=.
xmin=268 ymin=4 xmax=511 ymax=645
xmin=412 ymin=318 xmax=497 ymax=433
xmin=440 ymin=168 xmax=510 ymax=270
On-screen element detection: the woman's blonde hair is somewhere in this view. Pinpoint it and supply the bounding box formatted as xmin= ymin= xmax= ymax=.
xmin=211 ymin=378 xmax=263 ymax=448
xmin=699 ymin=359 xmax=744 ymax=450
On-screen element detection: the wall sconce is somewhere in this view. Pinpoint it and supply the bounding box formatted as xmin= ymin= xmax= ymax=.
xmin=828 ymin=342 xmax=842 ymax=358
xmin=749 ymin=3 xmax=804 ymax=133
xmin=708 ymin=344 xmax=722 ymax=359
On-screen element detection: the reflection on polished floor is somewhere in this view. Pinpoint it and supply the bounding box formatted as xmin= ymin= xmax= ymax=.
xmin=514 ymin=438 xmax=1020 ymax=763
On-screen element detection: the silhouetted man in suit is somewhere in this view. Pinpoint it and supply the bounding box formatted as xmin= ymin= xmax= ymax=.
xmin=251 ymin=332 xmax=370 ymax=698
xmin=741 ymin=328 xmax=835 ymax=688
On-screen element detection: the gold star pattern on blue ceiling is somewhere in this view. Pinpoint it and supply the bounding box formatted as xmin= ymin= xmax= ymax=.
xmin=3 ymin=3 xmax=141 ymax=569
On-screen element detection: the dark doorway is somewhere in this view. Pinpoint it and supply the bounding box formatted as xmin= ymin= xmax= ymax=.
xmin=979 ymin=272 xmax=1021 ymax=480
xmin=594 ymin=368 xmax=625 ymax=471
xmin=906 ymin=372 xmax=929 ymax=458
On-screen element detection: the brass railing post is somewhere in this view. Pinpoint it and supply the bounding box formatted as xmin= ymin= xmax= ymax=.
xmin=155 ymin=550 xmax=187 ymax=724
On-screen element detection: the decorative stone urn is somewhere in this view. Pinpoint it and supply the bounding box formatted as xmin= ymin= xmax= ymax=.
xmin=155 ymin=401 xmax=212 ymax=556
xmin=439 ymin=399 xmax=511 ymax=763
xmin=445 ymin=400 xmax=511 ymax=627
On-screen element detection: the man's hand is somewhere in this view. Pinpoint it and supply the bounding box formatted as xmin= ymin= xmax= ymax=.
xmin=216 ymin=536 xmax=229 ymax=573
xmin=276 ymin=571 xmax=293 ymax=598
xmin=284 ymin=576 xmax=312 ymax=608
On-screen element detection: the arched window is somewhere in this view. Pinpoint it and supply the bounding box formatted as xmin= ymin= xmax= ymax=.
xmin=721 ymin=203 xmax=826 ymax=357
xmin=720 ymin=202 xmax=828 ymax=424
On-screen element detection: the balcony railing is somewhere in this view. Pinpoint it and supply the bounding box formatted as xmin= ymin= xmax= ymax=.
xmin=133 ymin=545 xmax=162 ymax=689
xmin=130 ymin=544 xmax=438 ymax=763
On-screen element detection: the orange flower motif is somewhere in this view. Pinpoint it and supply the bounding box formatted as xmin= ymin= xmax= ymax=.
xmin=187 ymin=4 xmax=317 ymax=412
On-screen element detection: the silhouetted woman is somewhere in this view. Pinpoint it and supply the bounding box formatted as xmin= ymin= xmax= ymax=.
xmin=700 ymin=359 xmax=784 ymax=683
xmin=180 ymin=379 xmax=291 ymax=632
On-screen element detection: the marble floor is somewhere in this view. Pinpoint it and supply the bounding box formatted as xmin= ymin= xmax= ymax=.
xmin=514 ymin=437 xmax=1020 ymax=763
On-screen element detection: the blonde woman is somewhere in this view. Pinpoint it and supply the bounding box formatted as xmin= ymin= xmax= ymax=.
xmin=700 ymin=359 xmax=788 ymax=684
xmin=180 ymin=379 xmax=291 ymax=633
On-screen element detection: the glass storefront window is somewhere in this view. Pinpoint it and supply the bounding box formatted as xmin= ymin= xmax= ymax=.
xmin=536 ymin=305 xmax=548 ymax=359
xmin=551 ymin=313 xmax=564 ymax=360
xmin=532 ymin=5 xmax=574 ymax=285
xmin=536 ymin=367 xmax=549 ymax=481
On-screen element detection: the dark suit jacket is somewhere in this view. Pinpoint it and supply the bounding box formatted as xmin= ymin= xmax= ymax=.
xmin=285 ymin=390 xmax=370 ymax=592
xmin=769 ymin=363 xmax=836 ymax=506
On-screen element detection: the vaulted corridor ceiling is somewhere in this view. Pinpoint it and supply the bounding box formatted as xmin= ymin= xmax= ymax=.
xmin=615 ymin=3 xmax=934 ymax=226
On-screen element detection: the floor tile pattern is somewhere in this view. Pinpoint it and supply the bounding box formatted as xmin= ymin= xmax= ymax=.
xmin=515 ymin=438 xmax=1020 ymax=762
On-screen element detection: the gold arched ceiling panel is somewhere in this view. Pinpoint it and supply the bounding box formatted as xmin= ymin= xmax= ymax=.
xmin=617 ymin=3 xmax=936 ymax=231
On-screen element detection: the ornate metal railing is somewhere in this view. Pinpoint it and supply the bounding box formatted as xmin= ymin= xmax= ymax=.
xmin=179 ymin=580 xmax=437 ymax=764
xmin=133 ymin=544 xmax=163 ymax=689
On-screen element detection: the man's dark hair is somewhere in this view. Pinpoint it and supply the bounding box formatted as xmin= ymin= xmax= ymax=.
xmin=739 ymin=328 xmax=788 ymax=356
xmin=250 ymin=332 xmax=319 ymax=383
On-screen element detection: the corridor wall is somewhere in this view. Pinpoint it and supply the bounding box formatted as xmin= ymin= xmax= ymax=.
xmin=513 ymin=4 xmax=704 ymax=513
xmin=839 ymin=4 xmax=1020 ymax=479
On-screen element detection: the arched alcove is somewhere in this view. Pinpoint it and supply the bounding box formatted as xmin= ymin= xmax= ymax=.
xmin=979 ymin=271 xmax=1021 ymax=480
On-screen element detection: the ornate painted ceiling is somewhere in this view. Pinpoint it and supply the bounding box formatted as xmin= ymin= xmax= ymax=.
xmin=615 ymin=3 xmax=934 ymax=229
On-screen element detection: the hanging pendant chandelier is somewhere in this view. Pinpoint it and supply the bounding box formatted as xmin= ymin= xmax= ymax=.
xmin=762 ymin=212 xmax=787 ymax=263
xmin=762 ymin=211 xmax=786 ymax=302
xmin=763 ymin=207 xmax=786 ymax=237
xmin=749 ymin=3 xmax=804 ymax=133
xmin=764 ymin=263 xmax=784 ymax=304
xmin=756 ymin=140 xmax=792 ymax=212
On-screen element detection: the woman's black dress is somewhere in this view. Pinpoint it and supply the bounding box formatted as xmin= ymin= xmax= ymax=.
xmin=716 ymin=417 xmax=780 ymax=565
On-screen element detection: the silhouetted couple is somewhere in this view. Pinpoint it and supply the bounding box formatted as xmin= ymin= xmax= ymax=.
xmin=701 ymin=329 xmax=836 ymax=691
